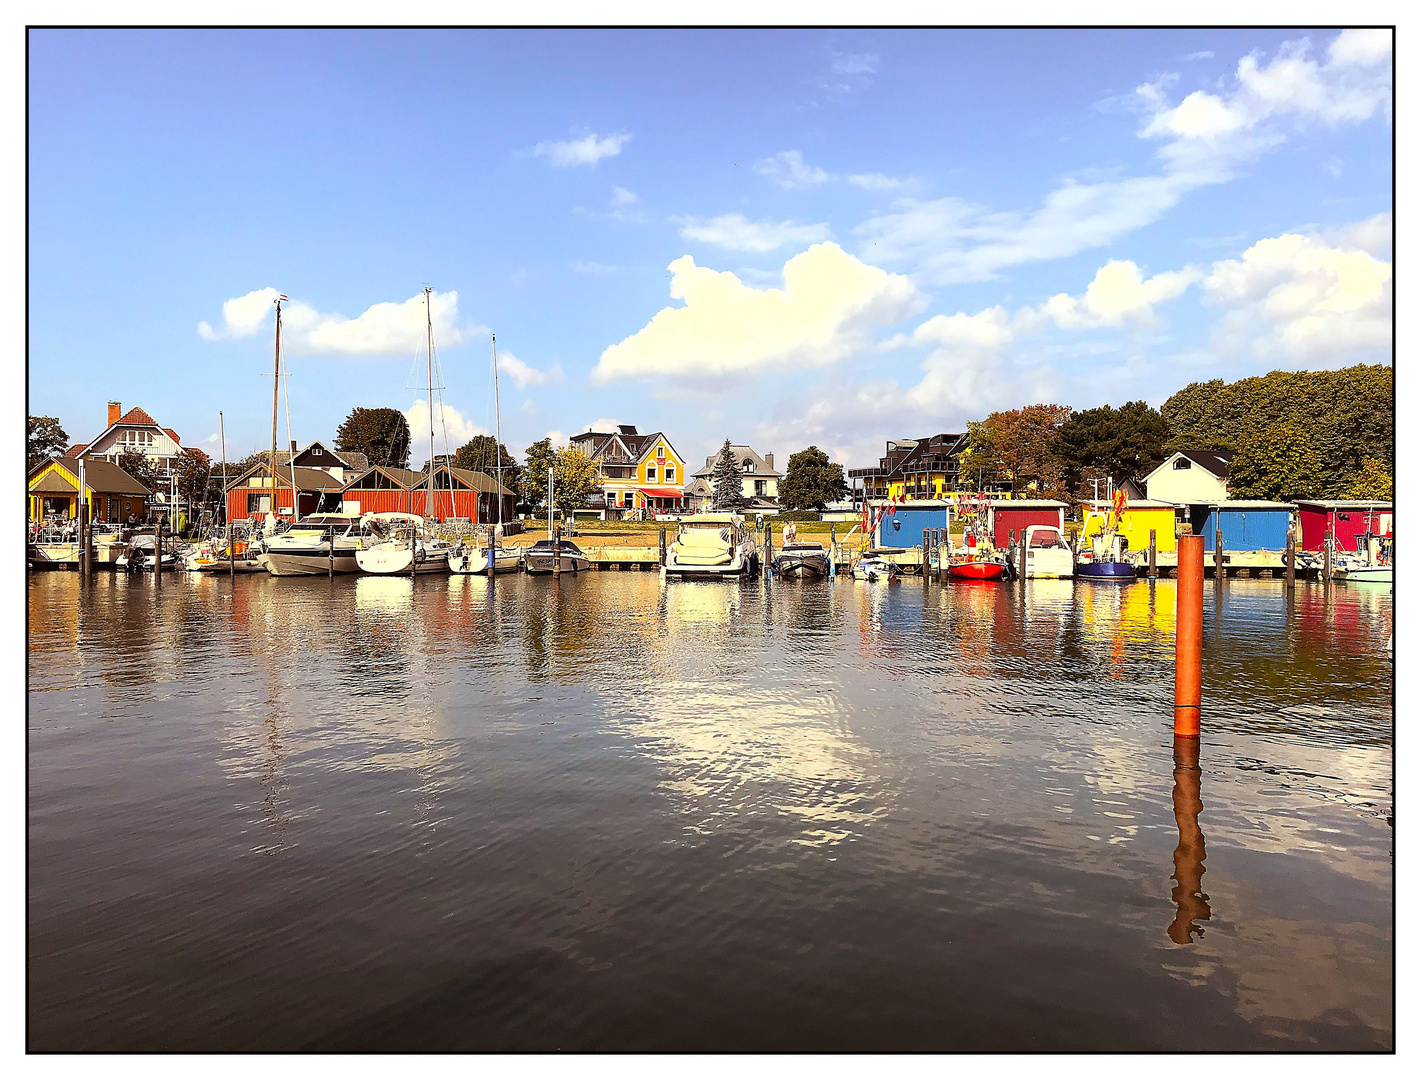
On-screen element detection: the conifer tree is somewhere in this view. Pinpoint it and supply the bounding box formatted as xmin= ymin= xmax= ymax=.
xmin=712 ymin=439 xmax=742 ymax=510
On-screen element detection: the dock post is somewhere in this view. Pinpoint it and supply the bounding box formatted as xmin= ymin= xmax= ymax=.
xmin=1214 ymin=528 xmax=1224 ymax=581
xmin=1323 ymin=535 xmax=1332 ymax=590
xmin=1017 ymin=531 xmax=1027 ymax=583
xmin=78 ymin=500 xmax=88 ymax=576
xmin=1148 ymin=529 xmax=1157 ymax=579
xmin=154 ymin=523 xmax=162 ymax=584
xmin=1284 ymin=532 xmax=1295 ymax=587
xmin=830 ymin=524 xmax=838 ymax=571
xmin=328 ymin=529 xmax=334 ymax=577
xmin=229 ymin=527 xmax=235 ymax=577
xmin=922 ymin=529 xmax=930 ymax=581
xmin=553 ymin=524 xmax=561 ymax=577
xmin=659 ymin=526 xmax=667 ymax=566
xmin=410 ymin=522 xmax=416 ymax=579
xmin=1174 ymin=534 xmax=1204 ymax=738
xmin=764 ymin=524 xmax=773 ymax=578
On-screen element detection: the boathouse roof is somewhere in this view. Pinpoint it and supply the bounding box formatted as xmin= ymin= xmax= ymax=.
xmin=31 ymin=458 xmax=151 ymax=495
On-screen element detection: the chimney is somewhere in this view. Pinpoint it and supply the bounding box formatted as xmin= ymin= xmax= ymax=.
xmin=290 ymin=440 xmax=298 ymax=453
xmin=765 ymin=453 xmax=774 ymax=470
xmin=108 ymin=401 xmax=121 ymax=427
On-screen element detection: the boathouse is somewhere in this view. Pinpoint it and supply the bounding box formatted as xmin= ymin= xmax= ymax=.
xmin=1185 ymin=501 xmax=1294 ymax=551
xmin=224 ymin=463 xmax=348 ymax=523
xmin=1079 ymin=500 xmax=1179 ymax=554
xmin=28 ymin=458 xmax=150 ymax=523
xmin=335 ymin=466 xmax=425 ymax=517
xmin=872 ymin=500 xmax=949 ymax=547
xmin=986 ymin=499 xmax=1068 ymax=549
xmin=1295 ymin=500 xmax=1392 ymax=553
xmin=410 ymin=464 xmax=516 ymax=522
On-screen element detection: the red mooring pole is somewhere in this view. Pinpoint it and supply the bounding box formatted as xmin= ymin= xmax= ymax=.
xmin=1174 ymin=534 xmax=1204 ymax=737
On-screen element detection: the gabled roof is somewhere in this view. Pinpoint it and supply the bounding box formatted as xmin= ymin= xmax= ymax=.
xmin=1166 ymin=450 xmax=1235 ymax=478
xmin=423 ymin=464 xmax=515 ymax=497
xmin=64 ymin=443 xmax=89 ymax=458
xmin=339 ymin=465 xmax=424 ymax=490
xmin=693 ymin=444 xmax=780 ymax=479
xmin=118 ymin=406 xmax=158 ymax=427
xmin=81 ymin=404 xmax=181 ymax=453
xmin=225 ymin=461 xmax=348 ymax=492
xmin=29 ymin=458 xmax=151 ymax=495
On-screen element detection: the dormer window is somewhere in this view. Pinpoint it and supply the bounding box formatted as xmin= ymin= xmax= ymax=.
xmin=313 ymin=447 xmax=322 ymax=456
xmin=742 ymin=459 xmax=754 ymax=473
xmin=1173 ymin=458 xmax=1191 ymax=470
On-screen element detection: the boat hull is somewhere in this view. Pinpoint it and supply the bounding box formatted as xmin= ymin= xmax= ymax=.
xmin=524 ymin=553 xmax=590 ymax=574
xmin=355 ymin=545 xmax=451 ymax=575
xmin=448 ymin=547 xmax=522 ymax=575
xmin=1077 ymin=561 xmax=1136 ymax=580
xmin=1338 ymin=566 xmax=1393 ymax=584
xmin=265 ymin=550 xmax=363 ymax=576
xmin=946 ymin=560 xmax=1008 ymax=581
xmin=1024 ymin=549 xmax=1075 ymax=579
xmin=28 ymin=543 xmax=79 ymax=567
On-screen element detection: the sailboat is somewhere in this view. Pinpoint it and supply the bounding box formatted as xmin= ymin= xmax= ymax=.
xmin=356 ymin=287 xmax=456 ymax=575
xmin=449 ymin=333 xmax=520 ymax=575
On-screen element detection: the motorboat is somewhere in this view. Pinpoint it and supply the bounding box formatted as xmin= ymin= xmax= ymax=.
xmin=115 ymin=531 xmax=180 ymax=571
xmin=28 ymin=524 xmax=80 ymax=569
xmin=663 ymin=513 xmax=756 ymax=578
xmin=523 ymin=537 xmax=591 ymax=574
xmin=1077 ymin=505 xmax=1135 ymax=581
xmin=1333 ymin=535 xmax=1392 ymax=584
xmin=354 ymin=513 xmax=454 ymax=575
xmin=265 ymin=513 xmax=373 ymax=576
xmin=773 ymin=541 xmax=830 ymax=579
xmin=1021 ymin=524 xmax=1075 ymax=579
xmin=853 ymin=556 xmax=899 ymax=582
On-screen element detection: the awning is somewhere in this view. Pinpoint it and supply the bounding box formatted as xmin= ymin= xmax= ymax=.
xmin=637 ymin=486 xmax=685 ymax=498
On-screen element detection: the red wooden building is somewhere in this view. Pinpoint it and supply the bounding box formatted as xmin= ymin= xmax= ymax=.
xmin=985 ymin=499 xmax=1068 ymax=548
xmin=337 ymin=464 xmax=515 ymax=523
xmin=337 ymin=466 xmax=426 ymax=517
xmin=224 ymin=463 xmax=347 ymax=523
xmin=1295 ymin=500 xmax=1391 ymax=553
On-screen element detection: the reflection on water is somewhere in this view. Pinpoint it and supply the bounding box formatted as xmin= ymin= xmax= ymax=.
xmin=28 ymin=572 xmax=1392 ymax=1051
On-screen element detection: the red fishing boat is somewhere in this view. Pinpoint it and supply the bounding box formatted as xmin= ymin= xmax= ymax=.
xmin=944 ymin=517 xmax=1010 ymax=581
xmin=946 ymin=557 xmax=1008 ymax=581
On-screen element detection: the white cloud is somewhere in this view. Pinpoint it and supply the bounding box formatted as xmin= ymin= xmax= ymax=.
xmin=545 ymin=430 xmax=568 ymax=448
xmin=530 ymin=132 xmax=630 ymax=167
xmin=404 ymin=400 xmax=488 ymax=455
xmin=584 ymin=418 xmax=621 ymax=432
xmin=569 ymin=260 xmax=616 ymax=274
xmin=1321 ymin=212 xmax=1391 ymax=258
xmin=675 ymin=213 xmax=831 ymax=253
xmin=611 ymin=186 xmax=638 ymax=206
xmin=498 ymin=352 xmax=564 ymax=389
xmin=854 ymin=31 xmax=1391 ymax=285
xmin=592 ymin=242 xmax=923 ymax=384
xmin=754 ymin=150 xmax=830 ymax=189
xmin=1203 ymin=228 xmax=1392 ymax=364
xmin=847 ymin=173 xmax=910 ymax=191
xmin=831 ymin=52 xmax=878 ymax=76
xmin=199 ymin=288 xmax=472 ymax=355
xmin=1183 ymin=50 xmax=1215 ymax=61
xmin=1028 ymin=260 xmax=1202 ymax=330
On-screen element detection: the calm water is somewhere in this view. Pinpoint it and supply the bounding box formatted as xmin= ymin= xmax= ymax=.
xmin=28 ymin=570 xmax=1393 ymax=1051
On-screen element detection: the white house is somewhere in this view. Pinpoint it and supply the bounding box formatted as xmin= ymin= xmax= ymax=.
xmin=68 ymin=401 xmax=187 ymax=506
xmin=684 ymin=445 xmax=782 ymax=512
xmin=1143 ymin=450 xmax=1234 ymax=504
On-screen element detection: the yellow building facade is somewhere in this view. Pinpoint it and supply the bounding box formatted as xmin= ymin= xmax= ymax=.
xmin=1079 ymin=500 xmax=1178 ymax=553
xmin=28 ymin=458 xmax=151 ymax=524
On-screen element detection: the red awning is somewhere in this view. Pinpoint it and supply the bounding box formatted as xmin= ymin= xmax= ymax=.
xmin=638 ymin=486 xmax=684 ymax=498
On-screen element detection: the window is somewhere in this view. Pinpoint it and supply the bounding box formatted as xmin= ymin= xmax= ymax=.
xmin=743 ymin=459 xmax=754 ymax=473
xmin=1173 ymin=458 xmax=1191 ymax=470
xmin=647 ymin=466 xmax=658 ymax=483
xmin=665 ymin=465 xmax=675 ymax=484
xmin=313 ymin=447 xmax=322 ymax=456
xmin=755 ymin=480 xmax=767 ymax=496
xmin=247 ymin=494 xmax=270 ymax=513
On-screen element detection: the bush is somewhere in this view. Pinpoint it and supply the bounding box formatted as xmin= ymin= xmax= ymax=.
xmin=774 ymin=510 xmax=821 ymax=522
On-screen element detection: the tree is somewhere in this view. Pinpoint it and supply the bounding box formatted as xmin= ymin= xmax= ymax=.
xmin=1229 ymin=421 xmax=1326 ymax=502
xmin=960 ymin=404 xmax=1072 ymax=495
xmin=1342 ymin=456 xmax=1392 ymax=501
xmin=523 ymin=438 xmax=556 ymax=509
xmin=1057 ymin=400 xmax=1170 ymax=493
xmin=455 ymin=434 xmax=522 ymax=497
xmin=174 ymin=448 xmax=214 ymax=513
xmin=334 ymin=407 xmax=411 ymax=469
xmin=779 ymin=445 xmax=849 ymax=511
xmin=711 ymin=439 xmax=743 ymax=510
xmin=115 ymin=446 xmax=160 ymax=493
xmin=552 ymin=447 xmax=601 ymax=514
xmin=28 ymin=415 xmax=68 ymax=469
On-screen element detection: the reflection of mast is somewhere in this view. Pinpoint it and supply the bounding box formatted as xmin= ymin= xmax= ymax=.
xmin=1168 ymin=735 xmax=1210 ymax=944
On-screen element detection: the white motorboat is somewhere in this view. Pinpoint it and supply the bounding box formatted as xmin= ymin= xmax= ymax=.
xmin=115 ymin=531 xmax=180 ymax=571
xmin=181 ymin=523 xmax=267 ymax=572
xmin=354 ymin=513 xmax=454 ymax=575
xmin=264 ymin=513 xmax=372 ymax=575
xmin=1022 ymin=524 xmax=1075 ymax=579
xmin=773 ymin=541 xmax=830 ymax=578
xmin=853 ymin=556 xmax=900 ymax=582
xmin=663 ymin=513 xmax=757 ymax=578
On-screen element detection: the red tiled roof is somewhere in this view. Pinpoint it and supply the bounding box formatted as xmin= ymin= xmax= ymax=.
xmin=163 ymin=427 xmax=181 ymax=444
xmin=117 ymin=406 xmax=157 ymax=427
xmin=64 ymin=443 xmax=88 ymax=457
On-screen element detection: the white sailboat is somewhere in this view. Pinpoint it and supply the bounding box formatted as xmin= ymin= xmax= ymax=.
xmin=449 ymin=333 xmax=519 ymax=575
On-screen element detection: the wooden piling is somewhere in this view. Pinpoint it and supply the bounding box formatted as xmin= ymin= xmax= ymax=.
xmin=1284 ymin=532 xmax=1295 ymax=586
xmin=1174 ymin=534 xmax=1204 ymax=738
xmin=1214 ymin=528 xmax=1224 ymax=580
xmin=553 ymin=524 xmax=561 ymax=577
xmin=922 ymin=529 xmax=930 ymax=580
xmin=328 ymin=527 xmax=334 ymax=577
xmin=1323 ymin=535 xmax=1332 ymax=590
xmin=410 ymin=522 xmax=416 ymax=579
xmin=154 ymin=524 xmax=162 ymax=584
xmin=1018 ymin=530 xmax=1027 ymax=583
xmin=1148 ymin=529 xmax=1157 ymax=579
xmin=77 ymin=501 xmax=88 ymax=576
xmin=659 ymin=526 xmax=667 ymax=565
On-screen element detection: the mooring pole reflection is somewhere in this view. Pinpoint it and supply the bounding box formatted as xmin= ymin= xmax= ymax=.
xmin=1168 ymin=734 xmax=1210 ymax=944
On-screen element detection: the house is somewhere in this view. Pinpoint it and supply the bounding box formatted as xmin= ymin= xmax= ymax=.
xmin=1295 ymin=500 xmax=1392 ymax=554
xmin=67 ymin=401 xmax=188 ymax=509
xmin=1079 ymin=500 xmax=1180 ymax=554
xmin=28 ymin=458 xmax=150 ymax=524
xmin=849 ymin=433 xmax=972 ymax=502
xmin=258 ymin=439 xmax=369 ymax=484
xmin=684 ymin=444 xmax=782 ymax=512
xmin=1142 ymin=450 xmax=1234 ymax=504
xmin=987 ymin=499 xmax=1069 ymax=549
xmin=568 ymin=424 xmax=688 ymax=518
xmin=1184 ymin=501 xmax=1295 ymax=552
xmin=223 ymin=462 xmax=350 ymax=523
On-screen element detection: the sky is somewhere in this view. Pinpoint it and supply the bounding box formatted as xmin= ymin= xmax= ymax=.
xmin=26 ymin=27 xmax=1393 ymax=472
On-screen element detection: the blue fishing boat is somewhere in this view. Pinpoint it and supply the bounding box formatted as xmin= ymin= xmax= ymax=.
xmin=1077 ymin=492 xmax=1137 ymax=582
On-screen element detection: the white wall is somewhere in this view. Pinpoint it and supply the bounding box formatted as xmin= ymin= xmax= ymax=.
xmin=1146 ymin=457 xmax=1230 ymax=503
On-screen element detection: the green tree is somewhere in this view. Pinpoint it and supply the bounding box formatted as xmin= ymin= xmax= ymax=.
xmin=711 ymin=439 xmax=743 ymax=510
xmin=115 ymin=446 xmax=159 ymax=493
xmin=523 ymin=437 xmax=556 ymax=509
xmin=1229 ymin=421 xmax=1326 ymax=502
xmin=779 ymin=445 xmax=849 ymax=510
xmin=552 ymin=446 xmax=600 ymax=513
xmin=174 ymin=448 xmax=214 ymax=512
xmin=960 ymin=404 xmax=1072 ymax=495
xmin=1342 ymin=456 xmax=1393 ymax=500
xmin=1057 ymin=400 xmax=1170 ymax=493
xmin=454 ymin=434 xmax=522 ymax=497
xmin=27 ymin=415 xmax=68 ymax=469
xmin=334 ymin=407 xmax=411 ymax=469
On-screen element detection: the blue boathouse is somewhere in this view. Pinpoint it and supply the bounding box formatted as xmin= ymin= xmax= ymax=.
xmin=1186 ymin=501 xmax=1294 ymax=551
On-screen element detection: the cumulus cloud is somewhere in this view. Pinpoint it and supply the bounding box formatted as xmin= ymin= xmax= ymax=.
xmin=1028 ymin=260 xmax=1202 ymax=330
xmin=854 ymin=31 xmax=1391 ymax=284
xmin=611 ymin=186 xmax=638 ymax=206
xmin=755 ymin=150 xmax=830 ymax=189
xmin=404 ymin=400 xmax=488 ymax=455
xmin=545 ymin=430 xmax=569 ymax=448
xmin=498 ymin=352 xmax=564 ymax=389
xmin=592 ymin=242 xmax=923 ymax=384
xmin=199 ymin=288 xmax=471 ymax=356
xmin=675 ymin=213 xmax=832 ymax=252
xmin=584 ymin=418 xmax=621 ymax=432
xmin=1203 ymin=229 xmax=1392 ymax=364
xmin=530 ymin=132 xmax=630 ymax=167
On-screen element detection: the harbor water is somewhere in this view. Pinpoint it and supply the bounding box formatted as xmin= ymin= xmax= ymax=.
xmin=28 ymin=571 xmax=1393 ymax=1050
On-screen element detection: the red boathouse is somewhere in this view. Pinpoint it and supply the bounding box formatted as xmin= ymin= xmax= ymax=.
xmin=1295 ymin=500 xmax=1392 ymax=553
xmin=985 ymin=499 xmax=1068 ymax=549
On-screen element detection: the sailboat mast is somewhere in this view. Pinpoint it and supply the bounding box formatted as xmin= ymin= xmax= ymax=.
xmin=219 ymin=410 xmax=227 ymax=527
xmin=425 ymin=286 xmax=435 ymax=523
xmin=492 ymin=333 xmax=504 ymax=530
xmin=270 ymin=298 xmax=282 ymax=516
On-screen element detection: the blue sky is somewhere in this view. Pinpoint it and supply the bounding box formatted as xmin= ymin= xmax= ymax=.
xmin=28 ymin=28 xmax=1392 ymax=470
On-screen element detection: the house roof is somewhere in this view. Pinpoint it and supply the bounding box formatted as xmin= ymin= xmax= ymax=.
xmin=118 ymin=406 xmax=158 ymax=427
xmin=339 ymin=465 xmax=424 ymax=490
xmin=990 ymin=499 xmax=1069 ymax=509
xmin=225 ymin=462 xmax=349 ymax=492
xmin=423 ymin=464 xmax=515 ymax=497
xmin=64 ymin=443 xmax=89 ymax=458
xmin=692 ymin=444 xmax=781 ymax=479
xmin=30 ymin=458 xmax=151 ymax=495
xmin=576 ymin=426 xmax=682 ymax=466
xmin=81 ymin=404 xmax=181 ymax=454
xmin=1295 ymin=499 xmax=1392 ymax=510
xmin=1168 ymin=449 xmax=1235 ymax=478
xmin=849 ymin=432 xmax=968 ymax=479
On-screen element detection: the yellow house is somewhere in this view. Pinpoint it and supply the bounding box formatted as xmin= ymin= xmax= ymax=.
xmin=568 ymin=424 xmax=688 ymax=517
xmin=28 ymin=458 xmax=151 ymax=524
xmin=1079 ymin=499 xmax=1178 ymax=553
